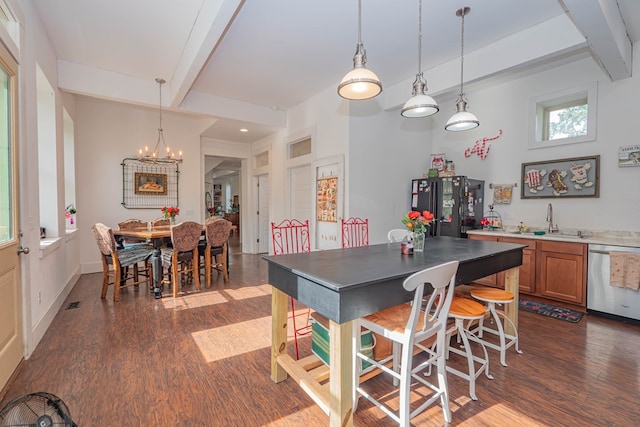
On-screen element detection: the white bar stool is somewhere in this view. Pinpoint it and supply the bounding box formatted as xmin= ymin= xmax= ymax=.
xmin=445 ymin=296 xmax=493 ymax=400
xmin=469 ymin=287 xmax=522 ymax=366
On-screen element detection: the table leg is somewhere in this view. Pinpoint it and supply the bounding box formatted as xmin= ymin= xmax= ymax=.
xmin=329 ymin=319 xmax=353 ymax=427
xmin=271 ymin=287 xmax=288 ymax=382
xmin=503 ymin=266 xmax=520 ymax=336
xmin=152 ymin=239 xmax=163 ymax=299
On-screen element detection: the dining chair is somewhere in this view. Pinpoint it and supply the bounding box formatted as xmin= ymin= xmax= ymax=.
xmin=387 ymin=228 xmax=412 ymax=243
xmin=199 ymin=217 xmax=233 ymax=287
xmin=91 ymin=223 xmax=153 ymax=302
xmin=341 ymin=217 xmax=369 ymax=248
xmin=271 ymin=218 xmax=312 ymax=360
xmin=150 ymin=217 xmax=170 ymax=228
xmin=160 ymin=221 xmax=202 ymax=298
xmin=117 ymin=218 xmax=152 ymax=284
xmin=353 ymin=260 xmax=459 ymax=426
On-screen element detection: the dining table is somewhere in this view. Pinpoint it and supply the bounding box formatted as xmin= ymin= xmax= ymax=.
xmin=112 ymin=227 xmax=172 ymax=298
xmin=262 ymin=236 xmax=525 ymax=427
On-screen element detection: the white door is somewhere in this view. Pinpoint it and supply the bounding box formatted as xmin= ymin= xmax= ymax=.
xmin=0 ymin=44 xmax=24 ymax=391
xmin=258 ymin=174 xmax=270 ymax=253
xmin=290 ymin=164 xmax=313 ymax=222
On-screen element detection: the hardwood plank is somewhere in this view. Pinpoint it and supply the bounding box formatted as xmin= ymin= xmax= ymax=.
xmin=1 ymin=233 xmax=638 ymax=426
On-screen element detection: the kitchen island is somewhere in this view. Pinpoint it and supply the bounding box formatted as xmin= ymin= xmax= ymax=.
xmin=264 ymin=236 xmax=525 ymax=427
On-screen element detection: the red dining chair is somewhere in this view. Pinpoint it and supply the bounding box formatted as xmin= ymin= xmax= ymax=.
xmin=271 ymin=218 xmax=311 ymax=360
xmin=341 ymin=217 xmax=369 ymax=248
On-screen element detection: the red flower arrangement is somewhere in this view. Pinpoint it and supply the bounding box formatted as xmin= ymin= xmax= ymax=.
xmin=401 ymin=210 xmax=435 ymax=234
xmin=161 ymin=206 xmax=179 ymax=219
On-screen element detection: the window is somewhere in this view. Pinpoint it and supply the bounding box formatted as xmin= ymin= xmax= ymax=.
xmin=529 ymin=82 xmax=597 ymax=149
xmin=289 ymin=138 xmax=311 ymax=159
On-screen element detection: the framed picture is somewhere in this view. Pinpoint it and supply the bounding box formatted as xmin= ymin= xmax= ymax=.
xmin=521 ymin=155 xmax=599 ymax=199
xmin=134 ymin=172 xmax=168 ymax=195
xmin=618 ymin=144 xmax=640 ymax=167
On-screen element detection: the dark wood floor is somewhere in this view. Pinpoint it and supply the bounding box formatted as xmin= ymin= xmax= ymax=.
xmin=1 ymin=234 xmax=639 ymax=426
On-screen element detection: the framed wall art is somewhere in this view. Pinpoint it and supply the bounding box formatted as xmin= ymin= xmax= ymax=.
xmin=134 ymin=172 xmax=167 ymax=195
xmin=618 ymin=145 xmax=640 ymax=167
xmin=521 ymin=155 xmax=599 ymax=199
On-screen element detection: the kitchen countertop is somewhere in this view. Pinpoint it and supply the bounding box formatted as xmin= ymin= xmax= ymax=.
xmin=467 ymin=229 xmax=640 ymax=248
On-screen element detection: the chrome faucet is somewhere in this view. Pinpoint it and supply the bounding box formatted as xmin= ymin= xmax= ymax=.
xmin=546 ymin=203 xmax=559 ymax=233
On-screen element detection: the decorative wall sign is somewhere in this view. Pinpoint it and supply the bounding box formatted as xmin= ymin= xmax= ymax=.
xmin=490 ymin=183 xmax=517 ymax=204
xmin=618 ymin=145 xmax=640 ymax=167
xmin=521 ymin=155 xmax=599 ymax=199
xmin=430 ymin=153 xmax=446 ymax=173
xmin=464 ymin=129 xmax=502 ymax=159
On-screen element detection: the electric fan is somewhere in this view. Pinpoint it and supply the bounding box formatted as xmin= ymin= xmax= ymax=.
xmin=0 ymin=392 xmax=77 ymax=427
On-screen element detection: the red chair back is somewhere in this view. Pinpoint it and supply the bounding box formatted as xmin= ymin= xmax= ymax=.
xmin=341 ymin=217 xmax=369 ymax=248
xmin=271 ymin=219 xmax=310 ymax=255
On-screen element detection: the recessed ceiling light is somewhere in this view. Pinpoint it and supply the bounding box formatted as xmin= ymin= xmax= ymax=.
xmin=240 ymin=128 xmax=248 ymax=132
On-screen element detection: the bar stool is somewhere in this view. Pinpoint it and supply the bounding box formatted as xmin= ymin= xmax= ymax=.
xmin=445 ymin=296 xmax=493 ymax=400
xmin=469 ymin=288 xmax=522 ymax=366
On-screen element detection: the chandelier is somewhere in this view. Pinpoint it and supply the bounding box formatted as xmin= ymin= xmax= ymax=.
xmin=137 ymin=78 xmax=183 ymax=164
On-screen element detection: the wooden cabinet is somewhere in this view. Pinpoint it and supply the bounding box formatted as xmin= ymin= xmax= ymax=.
xmin=538 ymin=240 xmax=587 ymax=305
xmin=467 ymin=234 xmax=500 ymax=288
xmin=500 ymin=237 xmax=536 ymax=294
xmin=467 ymin=234 xmax=587 ymax=309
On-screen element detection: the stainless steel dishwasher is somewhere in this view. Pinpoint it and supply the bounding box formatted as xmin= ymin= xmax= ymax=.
xmin=588 ymin=244 xmax=640 ymax=321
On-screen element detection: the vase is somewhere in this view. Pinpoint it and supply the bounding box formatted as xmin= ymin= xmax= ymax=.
xmin=413 ymin=231 xmax=425 ymax=252
xmin=169 ymin=216 xmax=176 ymax=225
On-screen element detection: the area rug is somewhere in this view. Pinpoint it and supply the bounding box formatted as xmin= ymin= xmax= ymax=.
xmin=518 ymin=299 xmax=584 ymax=323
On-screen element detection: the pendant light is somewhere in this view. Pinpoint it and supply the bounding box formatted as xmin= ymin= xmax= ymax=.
xmin=338 ymin=0 xmax=382 ymax=100
xmin=401 ymin=0 xmax=438 ymax=118
xmin=445 ymin=7 xmax=479 ymax=132
xmin=137 ymin=78 xmax=183 ymax=164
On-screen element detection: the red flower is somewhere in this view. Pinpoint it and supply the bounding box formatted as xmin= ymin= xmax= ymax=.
xmin=408 ymin=211 xmax=421 ymax=220
xmin=161 ymin=206 xmax=180 ymax=218
xmin=402 ymin=210 xmax=435 ymax=234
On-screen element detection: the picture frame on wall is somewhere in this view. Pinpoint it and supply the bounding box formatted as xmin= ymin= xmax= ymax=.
xmin=618 ymin=145 xmax=640 ymax=167
xmin=134 ymin=172 xmax=168 ymax=195
xmin=521 ymin=155 xmax=599 ymax=199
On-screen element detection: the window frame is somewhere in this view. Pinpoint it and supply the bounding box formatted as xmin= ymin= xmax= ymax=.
xmin=528 ymin=82 xmax=598 ymax=150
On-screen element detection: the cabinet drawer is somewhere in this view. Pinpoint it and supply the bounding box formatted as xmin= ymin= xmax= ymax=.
xmin=540 ymin=240 xmax=585 ymax=256
xmin=500 ymin=236 xmax=536 ymax=250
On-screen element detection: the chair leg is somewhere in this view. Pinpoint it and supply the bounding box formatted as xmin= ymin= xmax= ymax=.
xmin=205 ymin=251 xmax=212 ymax=288
xmin=172 ymin=257 xmax=179 ymax=298
xmin=221 ymin=244 xmax=229 ymax=282
xmin=192 ymin=249 xmax=200 ymax=292
xmin=100 ymin=258 xmax=110 ymax=299
xmin=113 ymin=263 xmax=122 ymax=302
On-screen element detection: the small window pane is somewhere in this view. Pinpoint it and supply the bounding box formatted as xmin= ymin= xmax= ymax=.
xmin=289 ymin=138 xmax=311 ymax=159
xmin=545 ymin=102 xmax=588 ymax=141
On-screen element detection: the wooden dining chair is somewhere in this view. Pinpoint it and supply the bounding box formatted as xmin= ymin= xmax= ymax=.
xmin=160 ymin=221 xmax=202 ymax=298
xmin=199 ymin=217 xmax=233 ymax=287
xmin=91 ymin=223 xmax=153 ymax=302
xmin=354 ymin=260 xmax=459 ymax=426
xmin=341 ymin=217 xmax=369 ymax=248
xmin=150 ymin=217 xmax=170 ymax=228
xmin=271 ymin=218 xmax=312 ymax=360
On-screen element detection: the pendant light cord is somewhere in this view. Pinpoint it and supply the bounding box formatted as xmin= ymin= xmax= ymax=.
xmin=459 ymin=9 xmax=465 ymax=96
xmin=158 ymin=79 xmax=163 ymax=133
xmin=417 ymin=0 xmax=422 ymax=74
xmin=357 ymin=0 xmax=362 ymax=44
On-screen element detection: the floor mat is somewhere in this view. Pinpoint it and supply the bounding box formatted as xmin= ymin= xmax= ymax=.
xmin=519 ymin=299 xmax=584 ymax=323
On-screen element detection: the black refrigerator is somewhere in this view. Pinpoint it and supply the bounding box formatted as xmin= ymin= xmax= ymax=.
xmin=410 ymin=176 xmax=484 ymax=238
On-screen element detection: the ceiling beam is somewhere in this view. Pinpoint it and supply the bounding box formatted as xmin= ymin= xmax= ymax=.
xmin=168 ymin=0 xmax=244 ymax=109
xmin=563 ymin=0 xmax=632 ymax=81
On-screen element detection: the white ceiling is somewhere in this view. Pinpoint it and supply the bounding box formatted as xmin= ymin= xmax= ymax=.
xmin=32 ymin=0 xmax=640 ymax=144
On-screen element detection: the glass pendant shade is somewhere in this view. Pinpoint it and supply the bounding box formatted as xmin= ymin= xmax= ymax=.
xmin=445 ymin=97 xmax=479 ymax=131
xmin=338 ymin=47 xmax=382 ymax=100
xmin=401 ymin=73 xmax=438 ymax=118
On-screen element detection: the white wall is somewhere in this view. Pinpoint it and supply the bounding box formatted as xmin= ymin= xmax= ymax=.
xmin=76 ymin=97 xmax=211 ymax=273
xmin=13 ymin=0 xmax=81 ymax=356
xmin=429 ymin=50 xmax=640 ymax=233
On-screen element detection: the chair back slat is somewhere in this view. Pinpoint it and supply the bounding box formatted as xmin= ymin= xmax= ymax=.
xmin=91 ymin=223 xmax=117 ymax=255
xmin=271 ymin=219 xmax=310 ymax=255
xmin=118 ymin=218 xmax=148 ymax=230
xmin=341 ymin=217 xmax=369 ymax=248
xmin=150 ymin=217 xmax=170 ymax=229
xmin=170 ymin=221 xmax=203 ymax=252
xmin=205 ymin=218 xmax=233 ymax=247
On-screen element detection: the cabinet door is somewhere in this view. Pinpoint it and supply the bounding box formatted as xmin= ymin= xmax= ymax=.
xmin=499 ymin=237 xmax=536 ymax=294
xmin=539 ymin=241 xmax=586 ymax=304
xmin=467 ymin=234 xmax=500 ymax=288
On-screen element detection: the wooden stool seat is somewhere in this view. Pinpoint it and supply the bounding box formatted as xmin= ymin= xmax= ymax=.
xmin=469 ymin=287 xmax=522 ymax=367
xmin=445 ymin=296 xmax=493 ymax=400
xmin=470 ymin=288 xmax=514 ymax=302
